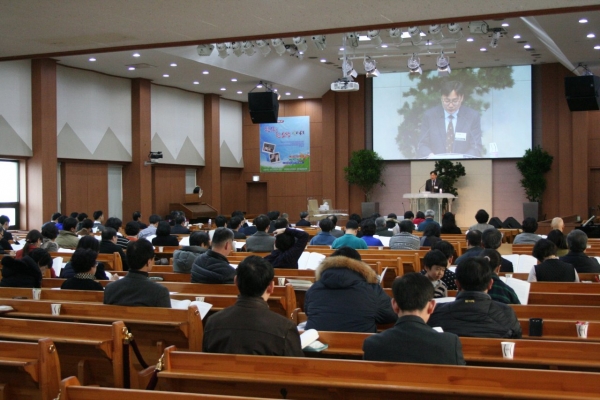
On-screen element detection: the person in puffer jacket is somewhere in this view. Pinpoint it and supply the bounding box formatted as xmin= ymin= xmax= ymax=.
xmin=173 ymin=231 xmax=210 ymax=273
xmin=191 ymin=228 xmax=235 ymax=284
xmin=304 ymin=247 xmax=397 ymax=332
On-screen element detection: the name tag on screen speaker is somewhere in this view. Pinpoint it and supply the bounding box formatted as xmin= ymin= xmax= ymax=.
xmin=455 ymin=132 xmax=467 ymax=141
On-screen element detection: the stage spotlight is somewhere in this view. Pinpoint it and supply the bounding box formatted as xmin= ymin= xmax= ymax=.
xmin=367 ymin=30 xmax=382 ymax=46
xmin=389 ymin=28 xmax=402 ymax=38
xmin=293 ymin=37 xmax=308 ymax=52
xmin=447 ymin=23 xmax=463 ymax=40
xmin=346 ymin=32 xmax=360 ymax=48
xmin=231 ymin=41 xmax=244 ymax=57
xmin=490 ymin=31 xmax=501 ymax=48
xmin=216 ymin=42 xmax=231 ymax=59
xmin=241 ymin=41 xmax=255 ymax=56
xmin=271 ymin=38 xmax=286 ymax=55
xmin=196 ymin=44 xmax=214 ymax=56
xmin=312 ymin=35 xmax=326 ymax=50
xmin=407 ymin=53 xmax=422 ymax=74
xmin=408 ymin=26 xmax=423 ymax=45
xmin=254 ymin=40 xmax=271 ymax=56
xmin=364 ymin=56 xmax=380 ymax=77
xmin=437 ymin=52 xmax=451 ymax=76
xmin=342 ymin=57 xmax=357 ymax=79
xmin=428 ymin=24 xmax=444 ymax=44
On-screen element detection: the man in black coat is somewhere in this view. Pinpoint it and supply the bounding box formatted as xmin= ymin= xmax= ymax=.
xmin=560 ymin=230 xmax=600 ymax=273
xmin=363 ymin=273 xmax=465 ymax=365
xmin=202 ymin=255 xmax=303 ymax=356
xmin=99 ymin=227 xmax=129 ymax=271
xmin=191 ymin=227 xmax=236 ymax=284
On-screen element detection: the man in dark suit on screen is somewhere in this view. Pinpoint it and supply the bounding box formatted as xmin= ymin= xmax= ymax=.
xmin=417 ymin=81 xmax=482 ymax=158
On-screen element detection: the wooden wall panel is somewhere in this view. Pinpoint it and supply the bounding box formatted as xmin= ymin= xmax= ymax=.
xmin=152 ymin=165 xmax=186 ymax=218
xmin=220 ymin=168 xmax=245 ymax=216
xmin=60 ymin=162 xmax=108 ymax=216
xmin=348 ymin=75 xmax=366 ymax=215
xmin=321 ymin=91 xmax=336 ymax=205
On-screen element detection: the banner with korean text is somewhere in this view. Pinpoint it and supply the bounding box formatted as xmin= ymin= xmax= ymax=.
xmin=259 ymin=116 xmax=310 ymax=172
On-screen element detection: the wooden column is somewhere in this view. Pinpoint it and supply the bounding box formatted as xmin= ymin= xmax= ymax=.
xmin=28 ymin=58 xmax=58 ymax=229
xmin=123 ymin=78 xmax=152 ymax=222
xmin=199 ymin=94 xmax=221 ymax=212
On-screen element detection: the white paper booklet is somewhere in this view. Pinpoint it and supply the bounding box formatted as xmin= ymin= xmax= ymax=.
xmin=170 ymin=300 xmax=213 ymax=319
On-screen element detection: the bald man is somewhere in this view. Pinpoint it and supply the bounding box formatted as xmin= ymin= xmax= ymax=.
xmin=551 ymin=217 xmax=564 ymax=232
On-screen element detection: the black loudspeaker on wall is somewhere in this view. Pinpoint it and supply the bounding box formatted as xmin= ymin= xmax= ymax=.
xmin=248 ymin=92 xmax=279 ymax=124
xmin=565 ymin=75 xmax=600 ymax=111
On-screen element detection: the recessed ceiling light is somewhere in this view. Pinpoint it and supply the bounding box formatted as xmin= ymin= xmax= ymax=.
xmin=595 ymin=45 xmax=600 ymax=50
xmin=257 ymin=84 xmax=263 ymax=88
xmin=579 ymin=18 xmax=588 ymax=23
xmin=202 ymin=71 xmax=209 ymax=75
xmin=133 ymin=53 xmax=140 ymax=57
xmin=220 ymin=87 xmax=226 ymax=91
xmin=273 ymin=89 xmax=278 ymax=92
xmin=163 ymin=74 xmax=169 ymax=77
xmin=298 ymin=96 xmax=304 ymax=99
xmin=381 ymin=44 xmax=388 ymax=48
xmin=285 ymin=92 xmax=291 ymax=96
xmin=237 ymin=91 xmax=242 ymax=94
xmin=502 ymin=23 xmax=509 ymax=27
xmin=480 ymin=47 xmax=487 ymax=52
xmin=425 ymin=41 xmax=432 ymax=46
xmin=193 ymin=81 xmax=199 ymax=85
xmin=170 ymin=63 xmax=177 ymax=67
xmin=320 ymin=59 xmax=326 ymax=63
xmin=513 ymin=34 xmax=521 ymax=39
xmin=339 ymin=47 xmax=345 ymax=51
xmin=128 ymin=66 xmax=135 ymax=70
xmin=466 ymin=38 xmax=474 ymax=42
xmin=231 ymin=78 xmax=237 ymax=82
xmin=89 ymin=57 xmax=96 ymax=62
xmin=524 ymin=44 xmax=531 ymax=49
xmin=587 ymin=33 xmax=596 ymax=38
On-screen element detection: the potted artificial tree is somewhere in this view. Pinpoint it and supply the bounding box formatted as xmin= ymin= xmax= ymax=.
xmin=344 ymin=149 xmax=386 ymax=217
xmin=516 ymin=146 xmax=553 ymax=220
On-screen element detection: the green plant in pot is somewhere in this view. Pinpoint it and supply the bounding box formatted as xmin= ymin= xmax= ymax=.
xmin=516 ymin=146 xmax=553 ymax=220
xmin=434 ymin=160 xmax=466 ymax=212
xmin=344 ymin=150 xmax=386 ymax=216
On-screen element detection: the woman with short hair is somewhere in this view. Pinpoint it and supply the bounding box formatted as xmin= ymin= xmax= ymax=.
xmin=60 ymin=248 xmax=104 ymax=291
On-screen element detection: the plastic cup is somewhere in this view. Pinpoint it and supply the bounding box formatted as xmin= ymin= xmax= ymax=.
xmin=378 ymin=246 xmax=383 ymax=250
xmin=51 ymin=304 xmax=61 ymax=315
xmin=278 ymin=278 xmax=286 ymax=286
xmin=195 ymin=296 xmax=205 ymax=302
xmin=577 ymin=322 xmax=589 ymax=338
xmin=501 ymin=342 xmax=515 ymax=359
xmin=158 ymin=246 xmax=164 ymax=252
xmin=32 ymin=288 xmax=42 ymax=300
xmin=505 ymin=273 xmax=513 ymax=279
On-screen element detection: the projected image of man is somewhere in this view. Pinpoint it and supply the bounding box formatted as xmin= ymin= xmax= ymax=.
xmin=417 ymin=81 xmax=482 ymax=158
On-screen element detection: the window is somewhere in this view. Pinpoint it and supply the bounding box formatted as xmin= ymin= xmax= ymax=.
xmin=0 ymin=160 xmax=19 ymax=228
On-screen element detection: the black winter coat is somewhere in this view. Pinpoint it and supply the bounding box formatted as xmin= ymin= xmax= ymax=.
xmin=0 ymin=256 xmax=42 ymax=288
xmin=191 ymin=250 xmax=235 ymax=284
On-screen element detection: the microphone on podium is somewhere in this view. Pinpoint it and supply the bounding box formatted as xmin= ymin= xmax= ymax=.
xmin=418 ymin=182 xmax=426 ymax=193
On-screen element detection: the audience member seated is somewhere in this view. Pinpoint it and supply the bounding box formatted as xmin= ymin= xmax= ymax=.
xmin=551 ymin=217 xmax=564 ymax=232
xmin=559 ymin=229 xmax=600 ymax=273
xmin=431 ymin=241 xmax=458 ymax=290
xmin=363 ymin=273 xmax=465 ymax=365
xmin=480 ymin=249 xmax=520 ymax=304
xmin=360 ymin=219 xmax=384 ymax=247
xmin=76 ymin=218 xmax=94 ymax=236
xmin=264 ymin=226 xmax=310 ymax=268
xmin=246 ymin=214 xmax=276 ymax=252
xmin=124 ymin=221 xmax=140 ymax=242
xmin=513 ymin=217 xmax=542 ymax=244
xmin=171 ymin=215 xmax=191 ymax=234
xmin=60 ymin=248 xmax=104 ymax=291
xmin=481 ymin=228 xmax=513 ymax=272
xmin=0 ymin=248 xmax=51 ymax=288
xmin=528 ymin=239 xmax=579 ymax=282
xmin=133 ymin=211 xmax=148 ymax=229
xmin=56 ymin=215 xmax=66 ymax=231
xmin=327 ymin=215 xmax=344 ymax=238
xmin=191 ymin=227 xmax=236 ymax=283
xmin=412 ymin=211 xmax=426 ymax=227
xmin=15 ymin=229 xmax=43 ymax=259
xmin=309 ymin=218 xmax=336 ymax=246
xmin=75 ymin=212 xmax=88 ymax=231
xmin=468 ymin=209 xmax=495 ymax=232
xmin=104 ymin=239 xmax=171 ymax=307
xmin=421 ymin=250 xmax=448 ymax=298
xmin=203 ymin=256 xmax=303 ymax=356
xmin=295 ymin=211 xmax=311 ymax=227
xmin=92 ymin=210 xmax=105 ymax=232
xmin=40 ymin=223 xmax=59 ymax=253
xmin=61 ymin=236 xmax=111 ymax=280
xmin=420 ymin=224 xmax=441 ymax=247
xmin=389 ymin=220 xmax=420 ymax=250
xmin=267 ymin=210 xmax=281 ymax=233
xmin=99 ymin=228 xmax=130 ymax=271
xmin=232 ymin=210 xmax=257 ymax=236
xmin=105 ymin=217 xmax=129 ymax=249
xmin=304 ymin=247 xmax=397 ymax=332
xmin=375 ymin=217 xmax=393 ymax=237
xmin=385 ymin=213 xmax=399 ymax=233
xmin=173 ymin=231 xmax=210 ymax=273
xmin=417 ymin=209 xmax=439 ymax=232
xmin=427 ymin=257 xmax=522 ymax=338
xmin=42 ymin=212 xmax=61 ymax=230
xmin=209 ymin=215 xmax=227 ymax=241
xmin=0 ymin=215 xmax=17 ymax=244
xmin=440 ymin=212 xmax=462 ymax=234
xmin=138 ymin=214 xmax=161 ymax=240
xmin=229 ymin=216 xmax=247 ymax=240
xmin=453 ymin=230 xmax=483 ymax=265
xmin=331 ymin=220 xmax=368 ymax=250
xmin=151 ymin=221 xmax=180 ymax=247
xmin=547 ymin=229 xmax=569 ymax=257
xmin=55 ymin=217 xmax=80 ymax=249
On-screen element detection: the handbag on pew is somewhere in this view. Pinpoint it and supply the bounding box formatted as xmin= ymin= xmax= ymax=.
xmin=122 ymin=328 xmax=158 ymax=389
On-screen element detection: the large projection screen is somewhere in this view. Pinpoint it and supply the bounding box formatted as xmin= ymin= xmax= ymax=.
xmin=373 ymin=65 xmax=532 ymax=160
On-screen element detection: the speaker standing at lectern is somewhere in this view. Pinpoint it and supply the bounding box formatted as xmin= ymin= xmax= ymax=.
xmin=425 ymin=171 xmax=444 ymax=193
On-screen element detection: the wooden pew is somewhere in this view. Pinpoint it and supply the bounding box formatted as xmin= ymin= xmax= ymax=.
xmin=157 ymin=349 xmax=600 ymax=399
xmin=0 ymin=338 xmax=60 ymax=400
xmin=58 ymin=376 xmax=270 ymax=399
xmin=511 ymin=304 xmax=600 ymax=321
xmin=529 ymin=282 xmax=600 ymax=293
xmin=0 ymin=318 xmax=126 ymax=387
xmin=50 ymin=251 xmax=123 ymax=272
xmin=519 ymin=319 xmax=600 ymax=341
xmin=0 ymin=287 xmax=104 ymax=302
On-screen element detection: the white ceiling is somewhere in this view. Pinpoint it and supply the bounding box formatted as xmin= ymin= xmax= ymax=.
xmin=2 ymin=1 xmax=599 ymax=101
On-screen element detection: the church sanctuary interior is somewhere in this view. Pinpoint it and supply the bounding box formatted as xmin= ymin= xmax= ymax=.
xmin=3 ymin=2 xmax=600 ymax=400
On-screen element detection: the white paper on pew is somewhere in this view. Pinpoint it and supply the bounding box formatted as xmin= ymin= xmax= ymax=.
xmin=169 ymin=299 xmax=213 ymax=319
xmin=57 ymin=248 xmax=75 ymax=253
xmin=229 ymin=264 xmax=238 ymax=269
xmin=233 ymin=241 xmax=245 ymax=250
xmin=11 ymin=243 xmax=24 ymax=251
xmin=432 ymin=326 xmax=444 ymax=332
xmin=303 ymin=252 xmax=325 ymax=270
xmin=297 ymin=252 xmax=310 ymax=270
xmin=179 ymin=236 xmax=190 ymax=246
xmin=287 ymin=279 xmax=313 ymax=290
xmin=300 ymin=329 xmax=320 ymax=348
xmin=517 ymin=255 xmax=537 ymax=273
xmin=503 ymin=277 xmax=530 ymax=305
xmin=448 ymin=266 xmax=457 ymax=272
xmin=434 ymin=297 xmax=455 ymax=304
xmin=146 ymin=235 xmax=156 ymax=242
xmin=52 ymin=257 xmax=64 ymax=278
xmin=375 ymin=236 xmax=390 ymax=247
xmin=502 ymin=254 xmax=520 ymax=268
